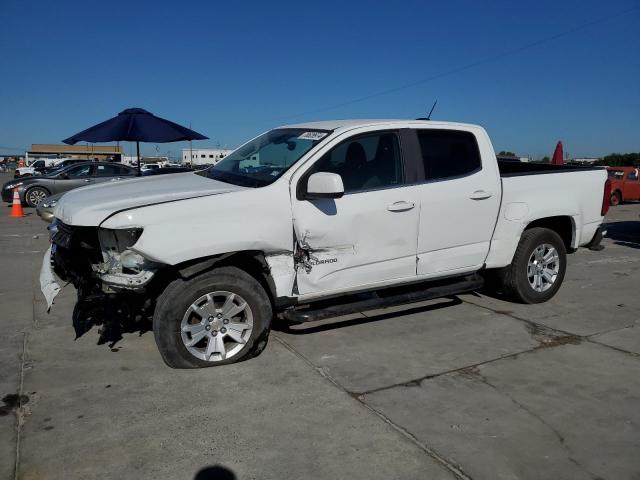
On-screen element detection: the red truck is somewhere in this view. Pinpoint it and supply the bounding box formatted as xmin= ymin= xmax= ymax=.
xmin=607 ymin=167 xmax=640 ymax=205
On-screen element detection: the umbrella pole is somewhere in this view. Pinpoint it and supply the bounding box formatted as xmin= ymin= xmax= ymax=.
xmin=136 ymin=141 xmax=141 ymax=176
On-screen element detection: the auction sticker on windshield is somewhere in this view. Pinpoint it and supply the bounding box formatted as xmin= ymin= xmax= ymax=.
xmin=298 ymin=131 xmax=328 ymax=141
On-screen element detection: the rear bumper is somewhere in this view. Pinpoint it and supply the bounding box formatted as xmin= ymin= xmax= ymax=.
xmin=586 ymin=226 xmax=606 ymax=251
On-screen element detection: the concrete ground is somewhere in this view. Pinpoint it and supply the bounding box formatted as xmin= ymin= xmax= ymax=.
xmin=1 ymin=172 xmax=639 ymax=480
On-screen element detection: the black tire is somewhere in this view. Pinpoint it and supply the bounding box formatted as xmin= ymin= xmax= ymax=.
xmin=153 ymin=266 xmax=273 ymax=368
xmin=610 ymin=191 xmax=621 ymax=206
xmin=498 ymin=227 xmax=567 ymax=304
xmin=24 ymin=186 xmax=49 ymax=207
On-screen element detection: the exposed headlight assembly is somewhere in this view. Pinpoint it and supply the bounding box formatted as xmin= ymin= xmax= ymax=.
xmin=98 ymin=227 xmax=143 ymax=253
xmin=98 ymin=227 xmax=145 ymax=271
xmin=120 ymin=249 xmax=146 ymax=270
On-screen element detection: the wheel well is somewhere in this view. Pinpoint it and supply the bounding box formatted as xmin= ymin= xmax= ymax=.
xmin=171 ymin=251 xmax=278 ymax=306
xmin=613 ymin=189 xmax=622 ymax=198
xmin=524 ymin=216 xmax=574 ymax=251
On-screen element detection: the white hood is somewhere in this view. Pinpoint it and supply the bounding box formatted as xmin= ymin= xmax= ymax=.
xmin=55 ymin=173 xmax=246 ymax=226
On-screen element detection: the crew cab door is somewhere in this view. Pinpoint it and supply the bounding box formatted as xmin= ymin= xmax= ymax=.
xmin=291 ymin=130 xmax=420 ymax=297
xmin=411 ymin=127 xmax=501 ymax=277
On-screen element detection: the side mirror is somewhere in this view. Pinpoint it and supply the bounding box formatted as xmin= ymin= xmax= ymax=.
xmin=59 ymin=173 xmax=69 ymax=179
xmin=305 ymin=172 xmax=344 ymax=200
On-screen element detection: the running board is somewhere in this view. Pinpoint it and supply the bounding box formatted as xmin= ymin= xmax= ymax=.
xmin=282 ymin=274 xmax=484 ymax=323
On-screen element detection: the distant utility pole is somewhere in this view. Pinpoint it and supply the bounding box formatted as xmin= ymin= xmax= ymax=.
xmin=189 ymin=122 xmax=193 ymax=168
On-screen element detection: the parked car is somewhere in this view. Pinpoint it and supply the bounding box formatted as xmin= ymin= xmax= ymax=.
xmin=140 ymin=164 xmax=160 ymax=173
xmin=607 ymin=166 xmax=640 ymax=205
xmin=14 ymin=158 xmax=89 ymax=178
xmin=2 ymin=161 xmax=137 ymax=207
xmin=39 ymin=158 xmax=88 ymax=175
xmin=142 ymin=166 xmax=193 ymax=176
xmin=44 ymin=119 xmax=609 ymax=368
xmin=36 ymin=192 xmax=64 ymax=223
xmin=14 ymin=159 xmax=48 ymax=178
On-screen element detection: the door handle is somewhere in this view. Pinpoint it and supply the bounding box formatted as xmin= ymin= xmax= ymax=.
xmin=83 ymin=179 xmax=92 ymax=182
xmin=469 ymin=190 xmax=492 ymax=200
xmin=387 ymin=201 xmax=415 ymax=212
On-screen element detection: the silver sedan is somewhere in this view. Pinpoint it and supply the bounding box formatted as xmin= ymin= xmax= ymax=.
xmin=1 ymin=161 xmax=137 ymax=207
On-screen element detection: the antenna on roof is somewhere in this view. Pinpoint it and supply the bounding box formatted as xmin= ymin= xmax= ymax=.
xmin=417 ymin=100 xmax=438 ymax=121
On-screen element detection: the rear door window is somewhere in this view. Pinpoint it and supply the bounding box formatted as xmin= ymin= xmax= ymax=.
xmin=416 ymin=130 xmax=481 ymax=181
xmin=95 ymin=164 xmax=134 ymax=176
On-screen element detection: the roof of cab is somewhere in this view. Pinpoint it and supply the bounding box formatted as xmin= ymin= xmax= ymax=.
xmin=280 ymin=119 xmax=481 ymax=132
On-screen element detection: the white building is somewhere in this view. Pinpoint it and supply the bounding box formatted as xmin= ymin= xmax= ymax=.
xmin=571 ymin=158 xmax=600 ymax=164
xmin=182 ymin=148 xmax=233 ymax=166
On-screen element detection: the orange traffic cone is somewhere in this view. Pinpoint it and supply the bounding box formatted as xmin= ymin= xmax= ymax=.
xmin=10 ymin=188 xmax=24 ymax=218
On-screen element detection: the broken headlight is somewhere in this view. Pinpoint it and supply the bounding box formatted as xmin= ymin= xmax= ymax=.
xmin=41 ymin=198 xmax=58 ymax=208
xmin=120 ymin=249 xmax=146 ymax=271
xmin=98 ymin=228 xmax=145 ymax=273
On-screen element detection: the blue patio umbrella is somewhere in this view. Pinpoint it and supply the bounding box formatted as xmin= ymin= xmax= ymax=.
xmin=62 ymin=108 xmax=208 ymax=175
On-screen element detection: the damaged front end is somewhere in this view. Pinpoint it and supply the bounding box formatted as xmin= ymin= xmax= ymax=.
xmin=49 ymin=219 xmax=160 ymax=295
xmin=94 ymin=227 xmax=158 ymax=291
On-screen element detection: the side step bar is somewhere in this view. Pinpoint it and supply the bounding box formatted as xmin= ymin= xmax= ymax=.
xmin=282 ymin=274 xmax=484 ymax=323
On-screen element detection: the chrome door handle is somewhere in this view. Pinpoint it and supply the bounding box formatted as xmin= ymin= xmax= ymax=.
xmin=469 ymin=190 xmax=492 ymax=200
xmin=387 ymin=201 xmax=415 ymax=212
xmin=83 ymin=179 xmax=92 ymax=182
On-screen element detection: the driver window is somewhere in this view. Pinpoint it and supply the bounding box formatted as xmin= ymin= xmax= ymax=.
xmin=67 ymin=165 xmax=92 ymax=177
xmin=309 ymin=132 xmax=403 ymax=193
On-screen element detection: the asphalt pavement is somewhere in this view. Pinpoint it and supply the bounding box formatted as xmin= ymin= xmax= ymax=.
xmin=1 ymin=172 xmax=638 ymax=480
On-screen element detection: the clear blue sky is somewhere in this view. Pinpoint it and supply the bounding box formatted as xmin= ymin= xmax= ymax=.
xmin=0 ymin=0 xmax=638 ymax=159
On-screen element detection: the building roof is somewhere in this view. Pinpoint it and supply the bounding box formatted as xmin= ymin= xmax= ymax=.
xmin=29 ymin=144 xmax=122 ymax=154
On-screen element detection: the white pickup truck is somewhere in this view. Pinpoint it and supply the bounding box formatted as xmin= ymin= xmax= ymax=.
xmin=44 ymin=119 xmax=610 ymax=368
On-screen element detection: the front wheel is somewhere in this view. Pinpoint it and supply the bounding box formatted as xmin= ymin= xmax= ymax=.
xmin=498 ymin=227 xmax=567 ymax=304
xmin=153 ymin=266 xmax=273 ymax=368
xmin=610 ymin=192 xmax=621 ymax=206
xmin=24 ymin=186 xmax=49 ymax=207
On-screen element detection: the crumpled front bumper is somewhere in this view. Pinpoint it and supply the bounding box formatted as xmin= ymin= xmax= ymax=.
xmin=40 ymin=245 xmax=62 ymax=310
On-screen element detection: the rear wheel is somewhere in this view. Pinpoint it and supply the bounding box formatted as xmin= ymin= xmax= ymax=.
xmin=24 ymin=186 xmax=49 ymax=207
xmin=153 ymin=266 xmax=272 ymax=368
xmin=498 ymin=227 xmax=566 ymax=304
xmin=610 ymin=191 xmax=621 ymax=206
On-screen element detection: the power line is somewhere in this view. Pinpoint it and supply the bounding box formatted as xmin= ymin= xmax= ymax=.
xmin=269 ymin=4 xmax=639 ymax=122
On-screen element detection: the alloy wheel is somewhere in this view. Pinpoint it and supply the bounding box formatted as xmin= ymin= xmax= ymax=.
xmin=527 ymin=243 xmax=560 ymax=292
xmin=180 ymin=291 xmax=253 ymax=362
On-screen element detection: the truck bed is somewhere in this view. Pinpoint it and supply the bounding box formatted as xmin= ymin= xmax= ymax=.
xmin=498 ymin=160 xmax=602 ymax=177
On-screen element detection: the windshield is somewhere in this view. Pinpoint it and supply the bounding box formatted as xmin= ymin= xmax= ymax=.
xmin=206 ymin=128 xmax=330 ymax=187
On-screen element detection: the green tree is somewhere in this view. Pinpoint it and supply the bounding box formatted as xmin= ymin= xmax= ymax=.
xmin=594 ymin=153 xmax=640 ymax=166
